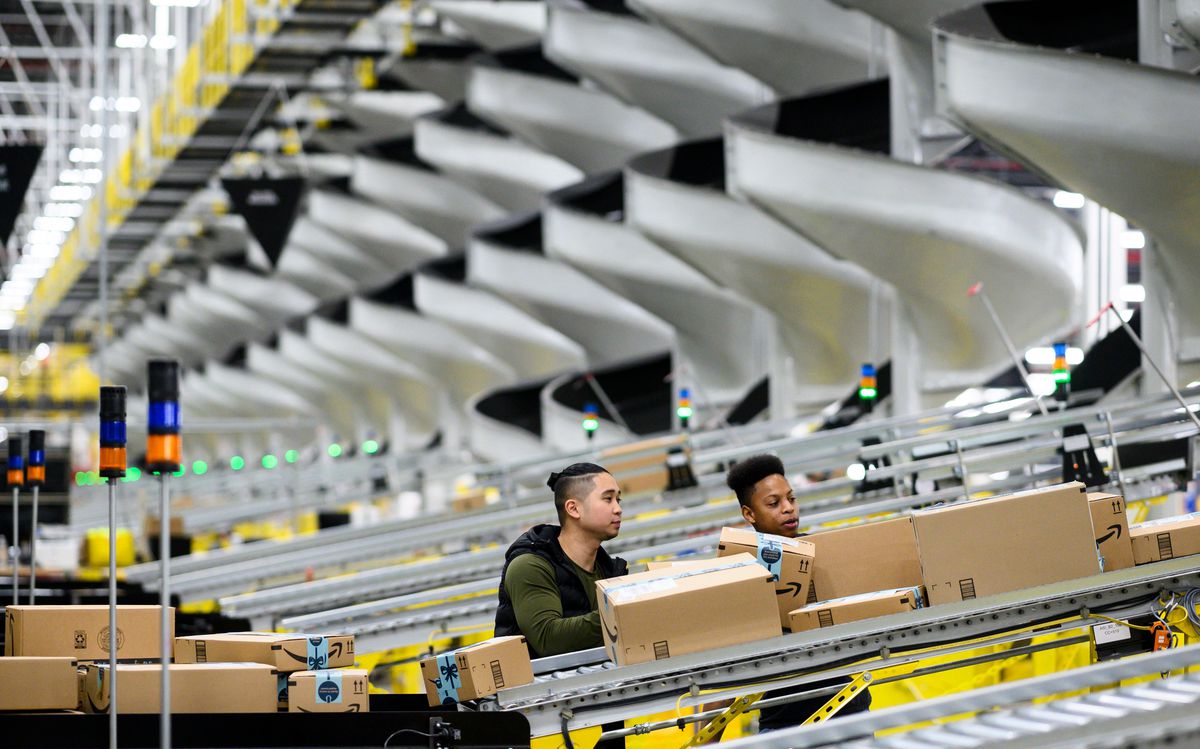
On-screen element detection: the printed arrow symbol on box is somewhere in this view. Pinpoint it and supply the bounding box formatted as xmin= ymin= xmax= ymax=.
xmin=1096 ymin=524 xmax=1123 ymax=544
xmin=604 ymin=620 xmax=619 ymax=644
xmin=776 ymin=582 xmax=804 ymax=598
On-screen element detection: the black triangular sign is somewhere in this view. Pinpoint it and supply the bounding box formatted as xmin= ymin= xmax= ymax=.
xmin=0 ymin=145 xmax=44 ymax=246
xmin=221 ymin=176 xmax=305 ymax=268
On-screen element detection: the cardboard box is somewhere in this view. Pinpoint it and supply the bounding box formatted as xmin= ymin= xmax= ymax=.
xmin=803 ymin=517 xmax=923 ymax=603
xmin=451 ymin=490 xmax=488 ymax=513
xmin=717 ymin=527 xmax=816 ymax=629
xmin=788 ymin=587 xmax=925 ymax=633
xmin=1088 ymin=492 xmax=1134 ymax=571
xmin=912 ymin=482 xmax=1101 ymax=606
xmin=1131 ymin=512 xmax=1200 ymax=564
xmin=420 ymin=636 xmax=534 ymax=706
xmin=597 ymin=553 xmax=781 ymax=667
xmin=174 ymin=632 xmax=355 ymax=672
xmin=615 ymin=467 xmax=670 ymax=497
xmin=0 ymin=657 xmax=79 ymax=711
xmin=5 ymin=605 xmax=174 ymax=660
xmin=82 ymin=663 xmax=278 ymax=714
xmin=288 ymin=669 xmax=369 ymax=713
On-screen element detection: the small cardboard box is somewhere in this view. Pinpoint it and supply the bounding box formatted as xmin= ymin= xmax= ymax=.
xmin=5 ymin=605 xmax=174 ymax=660
xmin=788 ymin=587 xmax=925 ymax=633
xmin=597 ymin=553 xmax=781 ymax=667
xmin=419 ymin=636 xmax=534 ymax=707
xmin=0 ymin=657 xmax=79 ymax=711
xmin=1131 ymin=512 xmax=1200 ymax=564
xmin=803 ymin=517 xmax=923 ymax=603
xmin=912 ymin=482 xmax=1101 ymax=606
xmin=451 ymin=490 xmax=488 ymax=513
xmin=1088 ymin=492 xmax=1134 ymax=571
xmin=717 ymin=527 xmax=816 ymax=629
xmin=287 ymin=669 xmax=370 ymax=713
xmin=82 ymin=663 xmax=278 ymax=714
xmin=174 ymin=632 xmax=355 ymax=672
xmin=616 ymin=467 xmax=670 ymax=497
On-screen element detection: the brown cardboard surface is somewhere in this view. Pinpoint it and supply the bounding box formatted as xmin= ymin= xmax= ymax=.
xmin=717 ymin=527 xmax=815 ymax=629
xmin=82 ymin=663 xmax=278 ymax=714
xmin=615 ymin=467 xmax=670 ymax=497
xmin=287 ymin=669 xmax=369 ymax=713
xmin=596 ymin=553 xmax=781 ymax=667
xmin=0 ymin=657 xmax=79 ymax=711
xmin=789 ymin=587 xmax=925 ymax=632
xmin=912 ymin=482 xmax=1101 ymax=606
xmin=803 ymin=517 xmax=923 ymax=602
xmin=420 ymin=636 xmax=534 ymax=707
xmin=1088 ymin=492 xmax=1134 ymax=571
xmin=1131 ymin=512 xmax=1200 ymax=564
xmin=5 ymin=605 xmax=174 ymax=659
xmin=451 ymin=490 xmax=488 ymax=513
xmin=174 ymin=632 xmax=355 ymax=672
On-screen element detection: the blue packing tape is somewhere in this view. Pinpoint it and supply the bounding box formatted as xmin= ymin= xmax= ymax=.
xmin=306 ymin=636 xmax=329 ymax=670
xmin=315 ymin=669 xmax=343 ymax=704
xmin=434 ymin=653 xmax=461 ymax=704
xmin=755 ymin=532 xmax=784 ymax=582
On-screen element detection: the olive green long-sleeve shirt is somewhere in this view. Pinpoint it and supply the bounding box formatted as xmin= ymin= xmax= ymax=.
xmin=503 ymin=553 xmax=604 ymax=657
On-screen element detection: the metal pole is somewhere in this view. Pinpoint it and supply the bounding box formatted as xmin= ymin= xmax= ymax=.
xmin=10 ymin=486 xmax=18 ymax=605
xmin=1102 ymin=410 xmax=1128 ymax=500
xmin=970 ymin=283 xmax=1049 ymax=416
xmin=27 ymin=484 xmax=37 ymax=603
xmin=108 ymin=479 xmax=117 ymax=749
xmin=1099 ymin=303 xmax=1200 ymax=433
xmin=95 ymin=0 xmax=109 ymax=384
xmin=584 ymin=374 xmax=632 ymax=434
xmin=159 ymin=473 xmax=171 ymax=748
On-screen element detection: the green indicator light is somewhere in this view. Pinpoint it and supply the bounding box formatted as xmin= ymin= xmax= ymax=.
xmin=262 ymin=454 xmax=278 ymax=469
xmin=285 ymin=449 xmax=299 ymax=464
xmin=676 ymin=406 xmax=694 ymax=419
xmin=75 ymin=471 xmax=87 ymax=487
xmin=124 ymin=466 xmax=141 ymax=482
xmin=582 ymin=418 xmax=599 ymax=432
xmin=230 ymin=455 xmax=245 ymax=471
xmin=1053 ymin=370 xmax=1071 ymax=383
xmin=192 ymin=460 xmax=207 ymax=476
xmin=859 ymin=387 xmax=878 ymax=400
xmin=327 ymin=443 xmax=343 ymax=458
xmin=362 ymin=439 xmax=380 ymax=455
xmin=173 ymin=465 xmax=186 ymax=477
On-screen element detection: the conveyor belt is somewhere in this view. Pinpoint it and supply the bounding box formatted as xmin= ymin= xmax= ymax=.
xmin=494 ymin=555 xmax=1200 ymax=736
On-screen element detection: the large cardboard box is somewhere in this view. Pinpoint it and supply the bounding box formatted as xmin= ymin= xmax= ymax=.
xmin=912 ymin=482 xmax=1101 ymax=606
xmin=287 ymin=669 xmax=370 ymax=713
xmin=597 ymin=553 xmax=781 ymax=667
xmin=788 ymin=587 xmax=925 ymax=633
xmin=803 ymin=517 xmax=922 ymax=603
xmin=1131 ymin=512 xmax=1200 ymax=564
xmin=5 ymin=605 xmax=174 ymax=660
xmin=0 ymin=657 xmax=79 ymax=711
xmin=1088 ymin=492 xmax=1134 ymax=571
xmin=717 ymin=527 xmax=816 ymax=629
xmin=82 ymin=663 xmax=278 ymax=714
xmin=175 ymin=632 xmax=355 ymax=672
xmin=419 ymin=636 xmax=534 ymax=707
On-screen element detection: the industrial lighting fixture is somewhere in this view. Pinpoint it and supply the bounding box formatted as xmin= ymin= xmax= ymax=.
xmin=327 ymin=443 xmax=343 ymax=458
xmin=361 ymin=439 xmax=379 ymax=455
xmin=115 ymin=33 xmax=148 ymax=48
xmin=0 ymin=312 xmax=15 ymax=331
xmin=69 ymin=147 xmax=103 ymax=163
xmin=1052 ymin=191 xmax=1085 ymax=209
xmin=1120 ymin=284 xmax=1146 ymax=303
xmin=229 ymin=455 xmax=245 ymax=470
xmin=151 ymin=0 xmax=207 ymax=7
xmin=1121 ymin=230 xmax=1146 ymax=249
xmin=50 ymin=185 xmax=92 ymax=201
xmin=261 ymin=454 xmax=278 ymax=469
xmin=115 ymin=97 xmax=141 ymax=112
xmin=149 ymin=35 xmax=178 ymax=49
xmin=27 ymin=230 xmax=65 ymax=245
xmin=45 ymin=203 xmax=83 ymax=218
xmin=33 ymin=216 xmax=74 ymax=232
xmin=1024 ymin=346 xmax=1084 ymax=366
xmin=284 ymin=449 xmax=299 ymax=464
xmin=27 ymin=244 xmax=61 ymax=259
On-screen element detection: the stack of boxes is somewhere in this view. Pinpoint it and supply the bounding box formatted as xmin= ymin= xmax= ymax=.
xmin=0 ymin=606 xmax=363 ymax=714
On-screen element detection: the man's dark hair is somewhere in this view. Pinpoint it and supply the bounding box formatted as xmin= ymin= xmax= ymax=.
xmin=547 ymin=462 xmax=610 ymax=524
xmin=725 ymin=454 xmax=786 ymax=506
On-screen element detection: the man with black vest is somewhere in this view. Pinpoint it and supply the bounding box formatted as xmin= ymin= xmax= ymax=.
xmin=495 ymin=462 xmax=628 ymax=658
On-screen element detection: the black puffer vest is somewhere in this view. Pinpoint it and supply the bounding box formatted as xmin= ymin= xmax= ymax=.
xmin=494 ymin=524 xmax=628 ymax=658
